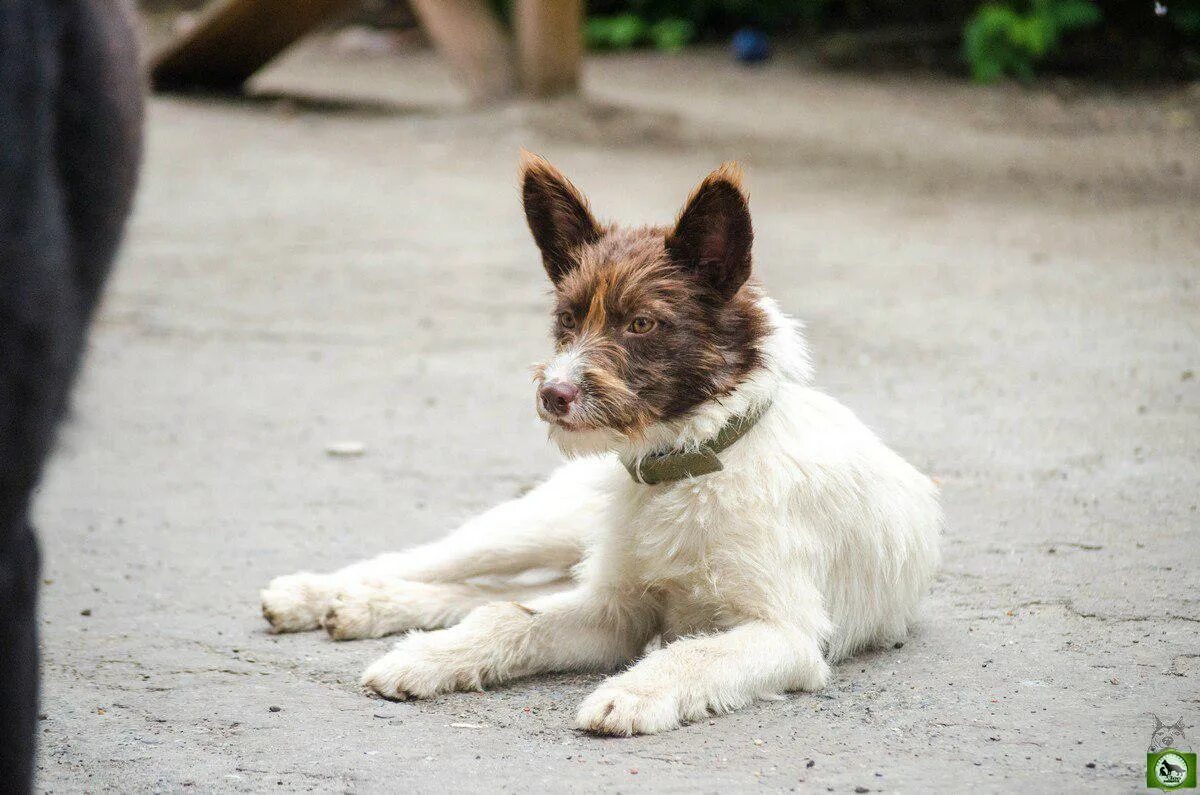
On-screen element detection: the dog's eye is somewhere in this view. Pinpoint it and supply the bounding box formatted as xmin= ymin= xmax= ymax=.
xmin=557 ymin=312 xmax=576 ymax=330
xmin=627 ymin=316 xmax=655 ymax=334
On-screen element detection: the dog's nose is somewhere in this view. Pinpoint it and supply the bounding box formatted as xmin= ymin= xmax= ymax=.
xmin=539 ymin=381 xmax=580 ymax=417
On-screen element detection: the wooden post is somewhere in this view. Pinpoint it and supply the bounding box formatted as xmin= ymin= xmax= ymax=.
xmin=151 ymin=0 xmax=357 ymax=91
xmin=149 ymin=0 xmax=578 ymax=103
xmin=408 ymin=0 xmax=517 ymax=103
xmin=514 ymin=0 xmax=583 ymax=97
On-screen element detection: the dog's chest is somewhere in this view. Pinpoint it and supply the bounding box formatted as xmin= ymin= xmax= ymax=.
xmin=617 ymin=477 xmax=749 ymax=634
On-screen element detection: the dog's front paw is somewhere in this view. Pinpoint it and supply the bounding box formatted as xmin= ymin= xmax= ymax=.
xmin=575 ymin=680 xmax=682 ymax=736
xmin=323 ymin=584 xmax=391 ymax=641
xmin=360 ymin=633 xmax=482 ymax=701
xmin=260 ymin=572 xmax=334 ymax=633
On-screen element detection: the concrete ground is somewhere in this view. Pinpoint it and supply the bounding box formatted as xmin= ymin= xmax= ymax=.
xmin=33 ymin=35 xmax=1198 ymax=793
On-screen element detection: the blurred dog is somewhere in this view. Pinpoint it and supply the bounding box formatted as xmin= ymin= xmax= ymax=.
xmin=0 ymin=0 xmax=142 ymax=785
xmin=262 ymin=154 xmax=942 ymax=735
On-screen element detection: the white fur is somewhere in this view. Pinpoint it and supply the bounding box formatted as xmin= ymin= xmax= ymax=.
xmin=262 ymin=298 xmax=942 ymax=735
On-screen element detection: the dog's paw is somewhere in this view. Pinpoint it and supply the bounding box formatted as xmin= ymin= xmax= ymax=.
xmin=323 ymin=584 xmax=391 ymax=641
xmin=260 ymin=572 xmax=334 ymax=633
xmin=575 ymin=680 xmax=682 ymax=736
xmin=360 ymin=633 xmax=482 ymax=701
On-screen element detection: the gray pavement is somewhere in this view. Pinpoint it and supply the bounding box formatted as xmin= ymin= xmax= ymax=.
xmin=32 ymin=40 xmax=1199 ymax=792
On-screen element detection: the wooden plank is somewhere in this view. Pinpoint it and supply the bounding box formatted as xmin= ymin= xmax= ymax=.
xmin=513 ymin=0 xmax=582 ymax=97
xmin=408 ymin=0 xmax=517 ymax=103
xmin=150 ymin=0 xmax=356 ymax=91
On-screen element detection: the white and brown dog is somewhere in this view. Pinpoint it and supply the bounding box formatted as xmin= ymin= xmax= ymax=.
xmin=260 ymin=154 xmax=943 ymax=736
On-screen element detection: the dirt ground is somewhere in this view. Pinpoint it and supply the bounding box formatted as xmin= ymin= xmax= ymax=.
xmin=32 ymin=33 xmax=1199 ymax=793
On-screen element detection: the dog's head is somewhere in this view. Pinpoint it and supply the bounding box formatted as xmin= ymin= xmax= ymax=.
xmin=522 ymin=153 xmax=769 ymax=455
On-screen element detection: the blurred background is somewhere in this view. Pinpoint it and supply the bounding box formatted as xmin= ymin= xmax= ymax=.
xmin=147 ymin=0 xmax=1200 ymax=84
xmin=30 ymin=0 xmax=1198 ymax=791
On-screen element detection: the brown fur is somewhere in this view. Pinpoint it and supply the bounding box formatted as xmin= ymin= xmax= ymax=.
xmin=521 ymin=155 xmax=770 ymax=437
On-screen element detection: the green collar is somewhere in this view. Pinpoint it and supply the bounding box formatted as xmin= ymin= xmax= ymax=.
xmin=622 ymin=401 xmax=772 ymax=485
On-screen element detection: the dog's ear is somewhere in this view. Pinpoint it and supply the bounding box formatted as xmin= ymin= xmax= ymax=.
xmin=520 ymin=151 xmax=602 ymax=284
xmin=666 ymin=163 xmax=753 ymax=300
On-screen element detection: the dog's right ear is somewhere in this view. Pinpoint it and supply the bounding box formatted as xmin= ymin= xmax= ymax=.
xmin=520 ymin=151 xmax=601 ymax=284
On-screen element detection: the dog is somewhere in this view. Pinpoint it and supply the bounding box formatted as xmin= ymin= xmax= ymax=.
xmin=261 ymin=154 xmax=943 ymax=735
xmin=0 ymin=0 xmax=142 ymax=785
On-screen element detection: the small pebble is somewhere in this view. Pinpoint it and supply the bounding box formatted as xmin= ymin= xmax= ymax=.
xmin=268 ymin=706 xmax=282 ymax=713
xmin=325 ymin=441 xmax=366 ymax=457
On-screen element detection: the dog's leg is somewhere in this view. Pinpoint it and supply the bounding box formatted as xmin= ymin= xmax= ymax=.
xmin=575 ymin=621 xmax=830 ymax=736
xmin=361 ymin=587 xmax=654 ymax=699
xmin=321 ymin=576 xmax=570 ymax=641
xmin=260 ymin=458 xmax=613 ymax=632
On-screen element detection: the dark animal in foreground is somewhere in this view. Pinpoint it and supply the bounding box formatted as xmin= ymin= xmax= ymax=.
xmin=0 ymin=0 xmax=142 ymax=789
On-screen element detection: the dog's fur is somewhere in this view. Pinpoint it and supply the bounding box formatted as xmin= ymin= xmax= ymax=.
xmin=0 ymin=0 xmax=142 ymax=784
xmin=262 ymin=155 xmax=942 ymax=736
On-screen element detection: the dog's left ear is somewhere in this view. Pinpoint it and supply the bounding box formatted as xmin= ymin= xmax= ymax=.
xmin=520 ymin=150 xmax=602 ymax=284
xmin=666 ymin=163 xmax=753 ymax=300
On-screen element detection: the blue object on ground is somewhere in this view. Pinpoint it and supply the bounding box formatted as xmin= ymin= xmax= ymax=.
xmin=732 ymin=28 xmax=769 ymax=63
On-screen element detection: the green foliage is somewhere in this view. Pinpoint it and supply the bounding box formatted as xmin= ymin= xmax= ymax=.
xmin=586 ymin=13 xmax=650 ymax=49
xmin=650 ymin=17 xmax=699 ymax=50
xmin=963 ymin=0 xmax=1102 ymax=82
xmin=585 ymin=13 xmax=697 ymax=51
xmin=584 ymin=0 xmax=825 ymax=50
xmin=501 ymin=0 xmax=1198 ymax=79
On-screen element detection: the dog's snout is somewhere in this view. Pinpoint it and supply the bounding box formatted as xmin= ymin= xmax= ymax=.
xmin=539 ymin=381 xmax=580 ymax=417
